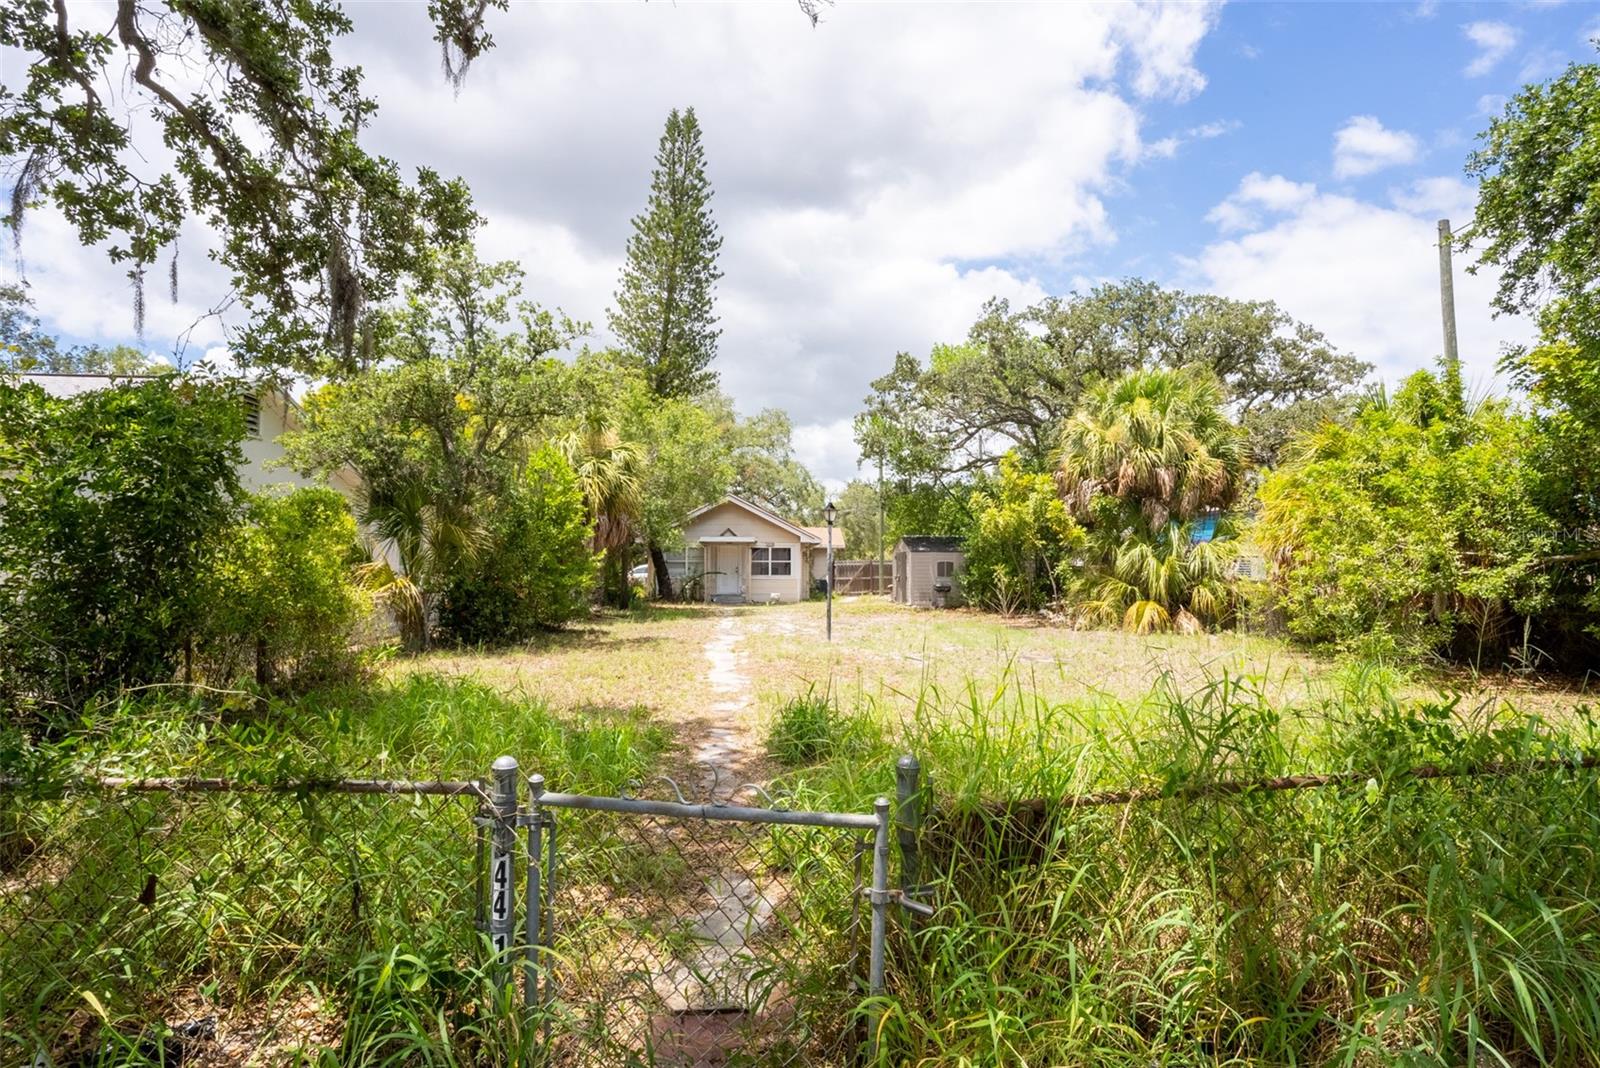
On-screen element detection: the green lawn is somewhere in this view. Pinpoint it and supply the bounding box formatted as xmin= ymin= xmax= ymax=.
xmin=398 ymin=598 xmax=1593 ymax=761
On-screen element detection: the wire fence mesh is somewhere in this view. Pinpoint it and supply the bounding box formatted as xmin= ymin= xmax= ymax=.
xmin=533 ymin=791 xmax=880 ymax=1067
xmin=0 ymin=778 xmax=486 ymax=1066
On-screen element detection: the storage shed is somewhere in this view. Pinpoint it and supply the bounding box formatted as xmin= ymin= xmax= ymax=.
xmin=892 ymin=536 xmax=966 ymax=607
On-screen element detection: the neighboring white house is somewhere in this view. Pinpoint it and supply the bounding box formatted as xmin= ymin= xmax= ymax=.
xmin=19 ymin=373 xmax=363 ymax=503
xmin=671 ymin=495 xmax=839 ymax=604
xmin=892 ymin=536 xmax=966 ymax=607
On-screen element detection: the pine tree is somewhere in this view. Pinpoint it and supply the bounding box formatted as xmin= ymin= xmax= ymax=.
xmin=609 ymin=108 xmax=724 ymax=399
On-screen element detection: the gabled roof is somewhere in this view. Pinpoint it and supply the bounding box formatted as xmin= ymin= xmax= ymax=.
xmin=898 ymin=535 xmax=965 ymax=553
xmin=800 ymin=526 xmax=845 ymax=552
xmin=686 ymin=495 xmax=820 ymax=543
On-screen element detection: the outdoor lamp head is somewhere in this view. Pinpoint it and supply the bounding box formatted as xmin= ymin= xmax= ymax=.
xmin=825 ymin=501 xmax=837 ymax=526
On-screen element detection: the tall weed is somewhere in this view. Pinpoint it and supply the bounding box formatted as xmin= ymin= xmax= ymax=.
xmin=787 ymin=665 xmax=1600 ymax=1066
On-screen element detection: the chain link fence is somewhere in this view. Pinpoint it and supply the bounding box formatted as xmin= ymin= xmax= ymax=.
xmin=0 ymin=776 xmax=486 ymax=1066
xmin=2 ymin=761 xmax=925 ymax=1067
xmin=532 ymin=792 xmax=877 ymax=1066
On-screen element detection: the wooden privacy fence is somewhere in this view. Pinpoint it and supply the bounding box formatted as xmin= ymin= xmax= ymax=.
xmin=829 ymin=559 xmax=892 ymax=595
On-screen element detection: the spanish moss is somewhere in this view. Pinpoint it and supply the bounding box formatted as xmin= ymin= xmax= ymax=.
xmin=7 ymin=151 xmax=42 ymax=260
xmin=130 ymin=266 xmax=146 ymax=341
xmin=434 ymin=0 xmax=498 ymax=92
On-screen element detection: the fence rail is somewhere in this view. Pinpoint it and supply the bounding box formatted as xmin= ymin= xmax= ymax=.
xmin=962 ymin=750 xmax=1600 ymax=819
xmin=0 ymin=774 xmax=488 ymax=796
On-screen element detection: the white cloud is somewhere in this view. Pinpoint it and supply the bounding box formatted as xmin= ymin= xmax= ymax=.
xmin=1517 ymin=47 xmax=1567 ymax=83
xmin=1144 ymin=118 xmax=1240 ymax=159
xmin=1206 ymin=172 xmax=1317 ymax=232
xmin=1477 ymin=93 xmax=1508 ymax=117
xmin=1388 ymin=176 xmax=1477 ymax=220
xmin=1115 ymin=3 xmax=1221 ymax=101
xmin=1332 ymin=115 xmax=1421 ymax=179
xmin=793 ymin=417 xmax=865 ymax=495
xmin=7 ymin=3 xmax=1217 ymax=484
xmin=1463 ymin=21 xmax=1519 ymax=77
xmin=1184 ymin=178 xmax=1530 ymax=390
xmin=3 ymin=207 xmax=235 ymax=364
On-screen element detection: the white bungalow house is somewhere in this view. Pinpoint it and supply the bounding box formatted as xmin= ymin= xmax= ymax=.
xmin=18 ymin=373 xmax=363 ymax=503
xmin=668 ymin=495 xmax=842 ymax=603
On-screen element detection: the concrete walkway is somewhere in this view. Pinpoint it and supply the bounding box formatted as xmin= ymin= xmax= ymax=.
xmin=692 ymin=616 xmax=753 ymax=773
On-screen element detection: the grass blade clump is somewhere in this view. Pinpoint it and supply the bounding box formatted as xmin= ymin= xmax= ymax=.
xmin=785 ymin=664 xmax=1600 ymax=1066
xmin=1 ymin=673 xmax=670 ymax=1064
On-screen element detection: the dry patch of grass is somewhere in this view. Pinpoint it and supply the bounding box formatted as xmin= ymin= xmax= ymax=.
xmin=396 ymin=606 xmax=725 ymax=723
xmin=742 ymin=598 xmax=1595 ymax=721
xmin=392 ymin=599 xmax=1594 ymax=754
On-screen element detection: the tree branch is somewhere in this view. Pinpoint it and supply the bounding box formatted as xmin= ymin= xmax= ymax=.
xmin=51 ymin=0 xmax=103 ymax=113
xmin=115 ymin=0 xmax=244 ymax=181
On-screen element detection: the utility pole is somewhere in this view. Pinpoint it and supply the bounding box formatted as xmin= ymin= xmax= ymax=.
xmin=1438 ymin=218 xmax=1464 ymax=408
xmin=825 ymin=500 xmax=836 ymax=642
xmin=876 ymin=452 xmax=886 ymax=597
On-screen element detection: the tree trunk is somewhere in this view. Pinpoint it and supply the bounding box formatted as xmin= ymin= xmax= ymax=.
xmin=254 ymin=635 xmax=272 ymax=713
xmin=649 ymin=540 xmax=674 ymax=600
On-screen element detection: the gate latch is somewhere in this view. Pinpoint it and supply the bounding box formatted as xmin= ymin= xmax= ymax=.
xmin=862 ymin=886 xmax=935 ymax=918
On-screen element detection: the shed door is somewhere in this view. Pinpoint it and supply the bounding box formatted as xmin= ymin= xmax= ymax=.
xmin=894 ymin=551 xmax=908 ymax=603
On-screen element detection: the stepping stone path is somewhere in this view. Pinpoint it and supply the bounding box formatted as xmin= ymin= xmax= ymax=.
xmin=643 ymin=611 xmax=785 ymax=1065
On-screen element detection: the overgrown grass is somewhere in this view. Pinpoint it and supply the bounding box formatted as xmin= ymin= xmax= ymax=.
xmin=774 ymin=665 xmax=1600 ymax=1066
xmin=1 ymin=674 xmax=670 ymax=1065
xmin=766 ymin=684 xmax=876 ymax=768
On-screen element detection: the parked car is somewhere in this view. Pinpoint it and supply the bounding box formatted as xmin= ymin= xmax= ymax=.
xmin=628 ymin=563 xmax=649 ymax=586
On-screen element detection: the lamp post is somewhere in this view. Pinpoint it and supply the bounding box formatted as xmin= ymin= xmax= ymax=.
xmin=824 ymin=500 xmax=836 ymax=642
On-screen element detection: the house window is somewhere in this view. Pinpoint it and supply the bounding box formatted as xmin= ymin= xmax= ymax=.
xmin=751 ymin=546 xmax=792 ymax=576
xmin=935 ymin=560 xmax=957 ymax=578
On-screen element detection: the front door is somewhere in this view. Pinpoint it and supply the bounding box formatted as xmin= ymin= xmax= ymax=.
xmin=715 ymin=546 xmax=743 ymax=596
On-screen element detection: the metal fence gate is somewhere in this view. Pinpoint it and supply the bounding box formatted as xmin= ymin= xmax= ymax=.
xmin=481 ymin=756 xmax=922 ymax=1066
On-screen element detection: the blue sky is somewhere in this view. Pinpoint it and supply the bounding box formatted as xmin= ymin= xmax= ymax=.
xmin=6 ymin=2 xmax=1597 ymax=484
xmin=1103 ymin=1 xmax=1594 ymax=286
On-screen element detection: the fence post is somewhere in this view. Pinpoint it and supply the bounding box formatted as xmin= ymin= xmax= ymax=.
xmin=895 ymin=754 xmax=923 ymax=905
xmin=489 ymin=755 xmax=519 ymax=995
xmin=541 ymin=800 xmax=557 ymax=1048
xmin=867 ymin=795 xmax=891 ymax=1060
xmin=525 ymin=773 xmax=544 ymax=1019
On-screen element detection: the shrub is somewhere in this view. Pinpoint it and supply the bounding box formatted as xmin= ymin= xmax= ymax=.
xmin=440 ymin=445 xmax=597 ymax=643
xmin=0 ymin=376 xmax=245 ymax=723
xmin=962 ymin=454 xmax=1083 ymax=614
xmin=1259 ymin=371 xmax=1559 ymax=664
xmin=199 ymin=487 xmax=369 ymax=690
xmin=1070 ymin=511 xmax=1239 ymax=633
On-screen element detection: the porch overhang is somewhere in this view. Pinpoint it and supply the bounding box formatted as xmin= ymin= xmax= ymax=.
xmin=698 ymin=535 xmax=757 ymax=544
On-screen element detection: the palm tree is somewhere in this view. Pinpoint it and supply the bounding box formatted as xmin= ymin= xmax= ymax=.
xmin=1072 ymin=521 xmax=1238 ymax=633
xmin=1058 ymin=366 xmax=1244 ymax=530
xmin=559 ymin=416 xmax=644 ymax=605
xmin=357 ymin=472 xmax=486 ymax=651
xmin=1058 ymin=367 xmax=1247 ymax=632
